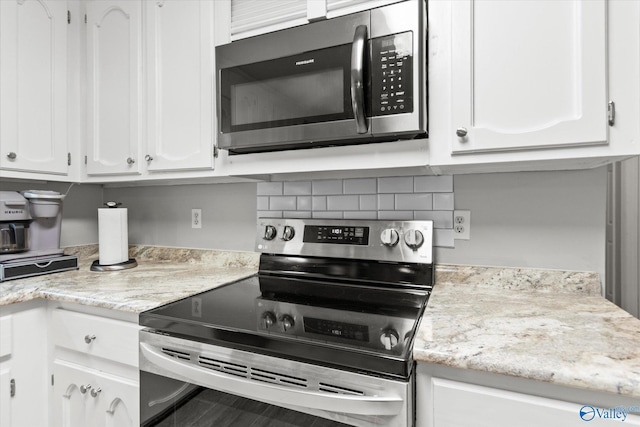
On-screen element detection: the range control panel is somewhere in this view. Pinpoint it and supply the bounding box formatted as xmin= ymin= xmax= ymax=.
xmin=255 ymin=218 xmax=433 ymax=264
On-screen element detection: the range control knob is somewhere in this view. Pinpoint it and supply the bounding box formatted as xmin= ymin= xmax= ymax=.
xmin=261 ymin=312 xmax=277 ymax=329
xmin=404 ymin=229 xmax=424 ymax=250
xmin=380 ymin=329 xmax=399 ymax=350
xmin=280 ymin=315 xmax=295 ymax=332
xmin=263 ymin=225 xmax=277 ymax=240
xmin=281 ymin=225 xmax=295 ymax=241
xmin=380 ymin=229 xmax=400 ymax=247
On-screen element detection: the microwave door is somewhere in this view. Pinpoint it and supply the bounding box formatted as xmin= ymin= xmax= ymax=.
xmin=217 ymin=11 xmax=373 ymax=153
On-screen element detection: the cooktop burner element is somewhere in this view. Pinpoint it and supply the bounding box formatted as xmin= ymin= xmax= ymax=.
xmin=140 ymin=219 xmax=434 ymax=380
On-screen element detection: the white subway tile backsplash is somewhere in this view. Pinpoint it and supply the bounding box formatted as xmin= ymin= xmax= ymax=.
xmin=284 ymin=211 xmax=312 ymax=219
xmin=312 ymin=196 xmax=327 ymax=211
xmin=327 ymin=195 xmax=359 ymax=211
xmin=343 ymin=178 xmax=377 ymax=194
xmin=257 ymin=196 xmax=269 ymax=211
xmin=414 ymin=211 xmax=453 ymax=229
xmin=378 ymin=211 xmax=414 ymax=220
xmin=257 ymin=182 xmax=283 ymax=196
xmin=344 ymin=211 xmax=377 ymax=220
xmin=312 ymin=211 xmax=344 ymax=219
xmin=433 ymin=193 xmax=454 ymax=210
xmin=256 ymin=175 xmax=456 ymax=247
xmin=378 ymin=176 xmax=413 ymax=193
xmin=269 ymin=196 xmax=297 ymax=211
xmin=414 ymin=176 xmax=453 ymax=193
xmin=284 ymin=181 xmax=312 ymax=195
xmin=312 ymin=180 xmax=343 ymax=195
xmin=359 ymin=195 xmax=377 ymax=211
xmin=378 ymin=194 xmax=395 ymax=210
xmin=395 ymin=193 xmax=433 ymax=210
xmin=297 ymin=196 xmax=312 ymax=211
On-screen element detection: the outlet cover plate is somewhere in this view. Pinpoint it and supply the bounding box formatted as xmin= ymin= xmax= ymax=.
xmin=454 ymin=210 xmax=470 ymax=240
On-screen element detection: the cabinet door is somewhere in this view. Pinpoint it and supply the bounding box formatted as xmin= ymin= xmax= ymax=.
xmin=145 ymin=0 xmax=214 ymax=172
xmin=86 ymin=0 xmax=142 ymax=176
xmin=0 ymin=0 xmax=68 ymax=175
xmin=53 ymin=360 xmax=139 ymax=427
xmin=53 ymin=361 xmax=89 ymax=427
xmin=450 ymin=0 xmax=607 ymax=154
xmin=0 ymin=367 xmax=11 ymax=427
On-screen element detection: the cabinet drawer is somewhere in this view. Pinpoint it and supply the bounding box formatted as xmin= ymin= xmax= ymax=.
xmin=51 ymin=309 xmax=140 ymax=367
xmin=0 ymin=315 xmax=11 ymax=357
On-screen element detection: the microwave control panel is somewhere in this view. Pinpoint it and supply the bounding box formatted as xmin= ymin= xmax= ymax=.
xmin=371 ymin=31 xmax=413 ymax=116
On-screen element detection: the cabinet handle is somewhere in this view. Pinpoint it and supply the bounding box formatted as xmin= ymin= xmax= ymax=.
xmin=91 ymin=387 xmax=102 ymax=398
xmin=144 ymin=154 xmax=153 ymax=162
xmin=84 ymin=334 xmax=96 ymax=344
xmin=126 ymin=157 xmax=136 ymax=165
xmin=6 ymin=152 xmax=17 ymax=160
xmin=456 ymin=127 xmax=468 ymax=138
xmin=80 ymin=384 xmax=92 ymax=394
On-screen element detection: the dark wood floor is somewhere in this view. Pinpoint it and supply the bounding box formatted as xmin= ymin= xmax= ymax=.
xmin=153 ymin=388 xmax=351 ymax=427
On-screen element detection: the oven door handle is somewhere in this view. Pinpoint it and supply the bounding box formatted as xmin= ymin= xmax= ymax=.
xmin=140 ymin=343 xmax=404 ymax=416
xmin=351 ymin=24 xmax=368 ymax=134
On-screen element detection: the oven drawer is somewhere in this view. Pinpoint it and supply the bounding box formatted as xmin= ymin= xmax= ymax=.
xmin=51 ymin=308 xmax=140 ymax=367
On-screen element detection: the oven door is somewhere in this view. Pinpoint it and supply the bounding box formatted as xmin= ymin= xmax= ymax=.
xmin=140 ymin=330 xmax=413 ymax=427
xmin=216 ymin=10 xmax=372 ymax=153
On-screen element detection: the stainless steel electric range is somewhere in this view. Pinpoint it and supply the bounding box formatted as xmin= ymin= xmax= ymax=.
xmin=139 ymin=218 xmax=434 ymax=427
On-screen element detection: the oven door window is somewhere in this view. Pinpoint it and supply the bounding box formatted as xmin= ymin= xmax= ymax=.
xmin=141 ymin=372 xmax=350 ymax=427
xmin=220 ymin=44 xmax=356 ymax=134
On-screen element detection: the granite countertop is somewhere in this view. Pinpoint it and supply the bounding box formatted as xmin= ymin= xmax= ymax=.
xmin=0 ymin=245 xmax=259 ymax=312
xmin=2 ymin=246 xmax=639 ymax=400
xmin=414 ymin=265 xmax=640 ymax=400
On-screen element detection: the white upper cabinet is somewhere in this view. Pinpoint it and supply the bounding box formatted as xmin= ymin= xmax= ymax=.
xmin=86 ymin=0 xmax=142 ymax=176
xmin=228 ymin=0 xmax=402 ymax=41
xmin=0 ymin=0 xmax=68 ymax=175
xmin=144 ymin=0 xmax=214 ymax=172
xmin=449 ymin=0 xmax=607 ymax=154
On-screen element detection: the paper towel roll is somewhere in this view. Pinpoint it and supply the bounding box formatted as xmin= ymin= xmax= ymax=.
xmin=98 ymin=208 xmax=129 ymax=265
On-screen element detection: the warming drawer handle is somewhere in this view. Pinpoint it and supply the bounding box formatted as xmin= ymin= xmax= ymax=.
xmin=140 ymin=343 xmax=403 ymax=416
xmin=34 ymin=261 xmax=54 ymax=268
xmin=351 ymin=24 xmax=368 ymax=134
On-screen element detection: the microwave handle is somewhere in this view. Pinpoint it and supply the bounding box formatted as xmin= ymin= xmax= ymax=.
xmin=351 ymin=25 xmax=368 ymax=134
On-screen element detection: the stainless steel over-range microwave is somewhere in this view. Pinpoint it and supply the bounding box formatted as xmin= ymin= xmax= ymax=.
xmin=215 ymin=0 xmax=427 ymax=154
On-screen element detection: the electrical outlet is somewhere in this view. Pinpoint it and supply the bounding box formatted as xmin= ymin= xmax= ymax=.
xmin=454 ymin=210 xmax=470 ymax=240
xmin=191 ymin=209 xmax=202 ymax=229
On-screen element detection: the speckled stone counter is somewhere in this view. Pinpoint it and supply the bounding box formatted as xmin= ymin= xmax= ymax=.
xmin=414 ymin=264 xmax=640 ymax=400
xmin=0 ymin=245 xmax=259 ymax=312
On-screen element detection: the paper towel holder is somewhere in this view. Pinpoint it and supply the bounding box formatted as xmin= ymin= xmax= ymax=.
xmin=90 ymin=201 xmax=138 ymax=272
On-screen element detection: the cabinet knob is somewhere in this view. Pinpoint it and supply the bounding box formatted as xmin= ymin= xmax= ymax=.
xmin=456 ymin=127 xmax=468 ymax=138
xmin=126 ymin=157 xmax=136 ymax=165
xmin=144 ymin=154 xmax=153 ymax=162
xmin=84 ymin=334 xmax=96 ymax=344
xmin=6 ymin=152 xmax=17 ymax=160
xmin=90 ymin=387 xmax=102 ymax=398
xmin=80 ymin=384 xmax=92 ymax=394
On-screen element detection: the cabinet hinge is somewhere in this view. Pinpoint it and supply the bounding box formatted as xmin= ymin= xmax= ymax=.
xmin=84 ymin=155 xmax=88 ymax=165
xmin=84 ymin=14 xmax=87 ymax=24
xmin=51 ymin=374 xmax=54 ymax=386
xmin=608 ymin=101 xmax=616 ymax=127
xmin=67 ymin=10 xmax=71 ymax=24
xmin=67 ymin=152 xmax=71 ymax=166
xmin=213 ymin=146 xmax=219 ymax=158
xmin=10 ymin=379 xmax=15 ymax=397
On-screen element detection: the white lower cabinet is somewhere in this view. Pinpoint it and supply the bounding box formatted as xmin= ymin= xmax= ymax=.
xmin=49 ymin=306 xmax=141 ymax=427
xmin=53 ymin=360 xmax=138 ymax=427
xmin=0 ymin=302 xmax=49 ymax=427
xmin=416 ymin=367 xmax=640 ymax=427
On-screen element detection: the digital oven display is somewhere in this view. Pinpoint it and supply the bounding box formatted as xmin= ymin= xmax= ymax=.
xmin=302 ymin=225 xmax=369 ymax=245
xmin=303 ymin=317 xmax=369 ymax=342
